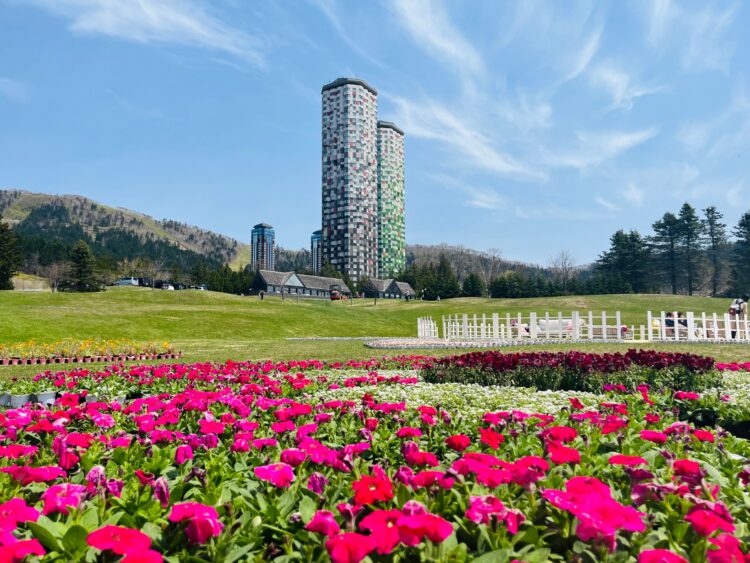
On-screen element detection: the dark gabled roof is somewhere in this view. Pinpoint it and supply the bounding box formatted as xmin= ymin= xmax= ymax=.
xmin=394 ymin=281 xmax=416 ymax=296
xmin=322 ymin=77 xmax=377 ymax=96
xmin=253 ymin=223 xmax=273 ymax=229
xmin=257 ymin=270 xmax=291 ymax=286
xmin=297 ymin=274 xmax=351 ymax=292
xmin=377 ymin=121 xmax=404 ymax=136
xmin=366 ymin=278 xmax=394 ymax=292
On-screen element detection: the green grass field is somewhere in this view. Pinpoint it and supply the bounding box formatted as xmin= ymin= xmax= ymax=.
xmin=0 ymin=287 xmax=747 ymax=378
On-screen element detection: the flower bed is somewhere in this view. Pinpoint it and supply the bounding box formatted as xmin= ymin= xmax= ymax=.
xmin=421 ymin=349 xmax=720 ymax=393
xmin=0 ymin=339 xmax=180 ymax=366
xmin=0 ymin=359 xmax=749 ymax=561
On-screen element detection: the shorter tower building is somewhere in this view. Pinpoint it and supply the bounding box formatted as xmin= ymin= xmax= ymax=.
xmin=251 ymin=223 xmax=275 ymax=271
xmin=377 ymin=121 xmax=406 ymax=277
xmin=310 ymin=230 xmax=323 ymax=274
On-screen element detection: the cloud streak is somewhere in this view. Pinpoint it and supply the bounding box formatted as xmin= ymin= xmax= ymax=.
xmin=22 ymin=0 xmax=265 ymax=67
xmin=388 ymin=0 xmax=484 ymax=77
xmin=0 ymin=78 xmax=30 ymax=102
xmin=544 ymin=128 xmax=659 ymax=170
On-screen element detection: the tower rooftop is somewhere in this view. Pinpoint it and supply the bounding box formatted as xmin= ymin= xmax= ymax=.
xmin=322 ymin=77 xmax=377 ymax=96
xmin=253 ymin=223 xmax=273 ymax=229
xmin=377 ymin=121 xmax=404 ymax=136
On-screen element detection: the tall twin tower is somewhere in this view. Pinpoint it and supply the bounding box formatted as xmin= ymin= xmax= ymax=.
xmin=317 ymin=77 xmax=405 ymax=283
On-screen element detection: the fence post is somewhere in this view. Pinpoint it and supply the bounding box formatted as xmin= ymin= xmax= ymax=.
xmin=712 ymin=313 xmax=719 ymax=341
xmin=724 ymin=313 xmax=732 ymax=340
xmin=615 ymin=311 xmax=622 ymax=340
xmin=687 ymin=312 xmax=695 ymax=341
xmin=529 ymin=312 xmax=538 ymax=339
xmin=640 ymin=325 xmax=645 ymax=340
xmin=701 ymin=312 xmax=707 ymax=340
xmin=572 ymin=311 xmax=580 ymax=340
xmin=601 ymin=311 xmax=608 ymax=340
xmin=544 ymin=312 xmax=550 ymax=339
xmin=588 ymin=311 xmax=593 ymax=339
xmin=492 ymin=313 xmax=499 ymax=339
xmin=647 ymin=311 xmax=653 ymax=341
xmin=673 ymin=312 xmax=679 ymax=342
xmin=506 ymin=313 xmax=512 ymax=339
xmin=462 ymin=314 xmax=468 ymax=339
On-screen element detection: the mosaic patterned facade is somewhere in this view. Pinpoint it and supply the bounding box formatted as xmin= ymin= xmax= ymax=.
xmin=250 ymin=223 xmax=275 ymax=271
xmin=321 ymin=78 xmax=379 ymax=282
xmin=377 ymin=121 xmax=406 ymax=277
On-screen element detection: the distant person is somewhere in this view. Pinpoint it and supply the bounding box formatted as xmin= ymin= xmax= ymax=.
xmin=259 ymin=290 xmax=265 ymax=301
xmin=677 ymin=312 xmax=688 ymax=328
xmin=665 ymin=312 xmax=675 ymax=328
xmin=729 ymin=295 xmax=747 ymax=338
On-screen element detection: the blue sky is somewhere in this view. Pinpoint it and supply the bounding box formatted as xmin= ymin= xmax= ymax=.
xmin=1 ymin=0 xmax=748 ymax=265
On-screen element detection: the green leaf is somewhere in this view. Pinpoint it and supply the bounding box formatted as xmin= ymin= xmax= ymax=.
xmin=472 ymin=549 xmax=509 ymax=563
xmin=62 ymin=524 xmax=89 ymax=554
xmin=299 ymin=496 xmax=317 ymax=524
xmin=225 ymin=543 xmax=256 ymax=563
xmin=522 ymin=548 xmax=552 ymax=563
xmin=80 ymin=507 xmax=99 ymax=531
xmin=27 ymin=522 xmax=62 ymax=553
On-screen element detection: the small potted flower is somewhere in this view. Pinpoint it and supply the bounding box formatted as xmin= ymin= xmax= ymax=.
xmin=7 ymin=378 xmax=36 ymax=408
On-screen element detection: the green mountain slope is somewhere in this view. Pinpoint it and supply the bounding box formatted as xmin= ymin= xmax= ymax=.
xmin=0 ymin=189 xmax=250 ymax=268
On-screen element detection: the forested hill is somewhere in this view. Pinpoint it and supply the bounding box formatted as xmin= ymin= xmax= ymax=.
xmin=0 ymin=189 xmax=250 ymax=269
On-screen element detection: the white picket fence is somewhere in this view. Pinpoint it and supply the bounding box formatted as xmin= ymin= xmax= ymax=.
xmin=416 ymin=309 xmax=750 ymax=343
xmin=417 ymin=311 xmax=633 ymax=341
xmin=647 ymin=311 xmax=750 ymax=342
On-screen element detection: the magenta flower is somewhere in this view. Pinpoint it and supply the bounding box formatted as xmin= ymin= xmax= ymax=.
xmin=0 ymin=466 xmax=65 ymax=486
xmin=175 ymin=444 xmax=194 ymax=465
xmin=41 ymin=483 xmax=88 ymax=516
xmin=254 ymin=463 xmax=295 ymax=488
xmin=0 ymin=498 xmax=40 ymax=531
xmin=87 ymin=525 xmax=152 ymax=555
xmin=169 ymin=502 xmax=224 ymax=544
xmin=305 ymin=510 xmax=341 ymax=538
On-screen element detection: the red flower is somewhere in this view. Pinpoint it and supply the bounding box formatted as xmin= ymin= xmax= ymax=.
xmin=352 ymin=475 xmax=394 ymax=505
xmin=547 ymin=441 xmax=580 ymax=464
xmin=543 ymin=426 xmax=578 ymax=443
xmin=359 ymin=509 xmax=402 ymax=554
xmin=325 ymin=533 xmax=374 ymax=563
xmin=638 ymin=549 xmax=687 ymax=563
xmin=479 ymin=427 xmax=505 ymax=450
xmin=254 ymin=463 xmax=295 ymax=488
xmin=640 ymin=430 xmax=669 ymax=444
xmin=693 ymin=429 xmax=715 ymax=443
xmin=445 ymin=434 xmax=471 ymax=452
xmin=305 ymin=510 xmax=341 ymax=538
xmin=0 ymin=538 xmax=45 ymax=562
xmin=87 ymin=526 xmax=152 ymax=555
xmin=685 ymin=509 xmax=735 ymax=536
xmin=121 ymin=550 xmax=163 ymax=563
xmin=396 ymin=513 xmax=453 ymax=546
xmin=0 ymin=466 xmax=65 ymax=486
xmin=609 ymin=454 xmax=648 ymax=466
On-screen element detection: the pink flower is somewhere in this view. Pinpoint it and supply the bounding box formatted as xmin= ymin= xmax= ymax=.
xmin=395 ymin=427 xmax=422 ymax=439
xmin=175 ymin=445 xmax=193 ymax=465
xmin=609 ymin=454 xmax=648 ymax=466
xmin=168 ymin=502 xmax=224 ymax=544
xmin=87 ymin=526 xmax=152 ymax=555
xmin=465 ymin=495 xmax=505 ymax=525
xmin=325 ymin=533 xmax=374 ymax=563
xmin=479 ymin=427 xmax=505 ymax=449
xmin=638 ymin=549 xmax=687 ymax=563
xmin=305 ymin=510 xmax=341 ymax=538
xmin=153 ymin=477 xmax=170 ymax=508
xmin=674 ymin=391 xmax=700 ymax=400
xmin=0 ymin=538 xmax=45 ymax=561
xmin=41 ymin=483 xmax=88 ymax=515
xmin=254 ymin=463 xmax=295 ymax=488
xmin=307 ymin=472 xmax=329 ymax=495
xmin=198 ymin=419 xmax=225 ymax=435
xmin=707 ymin=534 xmax=748 ymax=563
xmin=359 ymin=509 xmax=402 ymax=554
xmin=280 ymin=449 xmax=307 ymax=467
xmin=0 ymin=498 xmax=39 ymax=531
xmin=693 ymin=429 xmax=715 ymax=443
xmin=0 ymin=466 xmax=65 ymax=486
xmin=121 ymin=550 xmax=164 ymax=563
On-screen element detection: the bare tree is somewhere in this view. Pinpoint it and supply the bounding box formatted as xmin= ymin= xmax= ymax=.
xmin=479 ymin=247 xmax=502 ymax=298
xmin=548 ymin=250 xmax=576 ymax=293
xmin=41 ymin=262 xmax=67 ymax=292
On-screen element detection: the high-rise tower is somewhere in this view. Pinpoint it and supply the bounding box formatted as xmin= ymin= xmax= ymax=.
xmin=321 ymin=78 xmax=379 ymax=282
xmin=310 ymin=229 xmax=322 ymax=275
xmin=376 ymin=121 xmax=405 ymax=277
xmin=250 ymin=223 xmax=275 ymax=271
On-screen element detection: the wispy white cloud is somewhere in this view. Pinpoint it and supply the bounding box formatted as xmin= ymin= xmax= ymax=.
xmin=595 ymin=196 xmax=620 ymax=212
xmin=544 ymin=128 xmax=659 ymax=170
xmin=308 ymin=0 xmax=383 ymax=68
xmin=495 ymin=92 xmax=552 ymax=132
xmin=589 ymin=64 xmax=663 ymax=110
xmin=643 ymin=0 xmax=739 ymax=73
xmin=389 ymin=94 xmax=545 ymax=181
xmin=514 ymin=204 xmax=600 ymax=221
xmin=563 ymin=27 xmax=602 ymax=82
xmin=645 ymin=0 xmax=674 ymax=46
xmin=682 ymin=3 xmax=739 ymax=73
xmin=21 ymin=0 xmax=265 ymax=67
xmin=0 ymin=78 xmax=30 ymax=102
xmin=388 ymin=0 xmax=484 ymax=77
xmin=726 ymin=180 xmax=745 ymax=208
xmin=430 ymin=174 xmax=508 ymax=210
xmin=621 ymin=182 xmax=645 ymax=207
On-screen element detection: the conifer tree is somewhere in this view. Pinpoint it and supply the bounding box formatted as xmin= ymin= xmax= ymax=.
xmin=0 ymin=221 xmax=22 ymax=290
xmin=69 ymin=240 xmax=98 ymax=292
xmin=650 ymin=213 xmax=680 ymax=294
xmin=677 ymin=203 xmax=704 ymax=295
xmin=730 ymin=211 xmax=750 ymax=295
xmin=702 ymin=206 xmax=728 ymax=297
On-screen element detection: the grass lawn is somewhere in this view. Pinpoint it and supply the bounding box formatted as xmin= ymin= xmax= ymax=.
xmin=0 ymin=287 xmax=747 ymax=378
